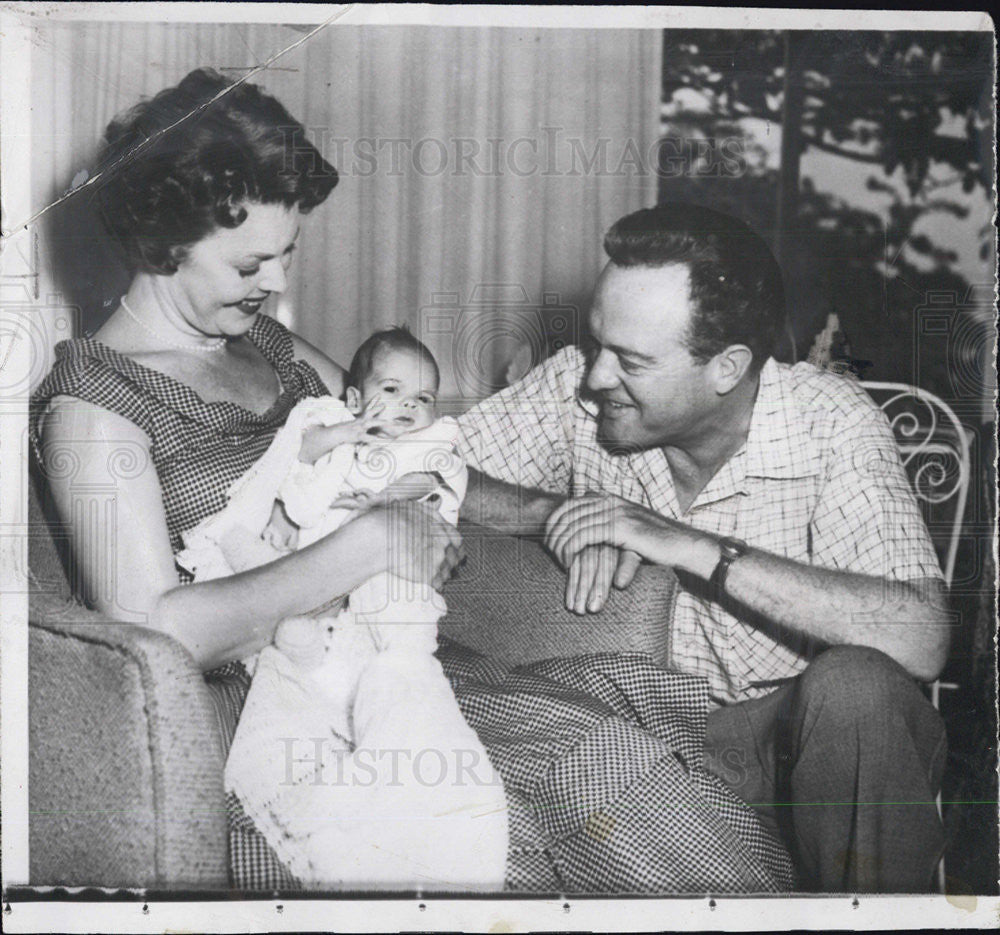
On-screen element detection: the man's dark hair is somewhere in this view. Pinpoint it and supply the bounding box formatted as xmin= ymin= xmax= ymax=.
xmin=603 ymin=203 xmax=785 ymax=369
xmin=96 ymin=67 xmax=338 ymax=274
xmin=345 ymin=326 xmax=440 ymax=394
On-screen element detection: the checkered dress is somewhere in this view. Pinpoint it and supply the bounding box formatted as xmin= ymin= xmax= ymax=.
xmin=30 ymin=321 xmax=794 ymax=893
xmin=225 ymin=639 xmax=794 ymax=894
xmin=30 ymin=314 xmax=331 ymax=564
xmin=439 ymin=639 xmax=794 ymax=893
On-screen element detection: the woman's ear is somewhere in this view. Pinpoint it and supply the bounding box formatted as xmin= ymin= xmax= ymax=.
xmin=710 ymin=345 xmax=754 ymax=395
xmin=345 ymin=386 xmax=362 ymax=413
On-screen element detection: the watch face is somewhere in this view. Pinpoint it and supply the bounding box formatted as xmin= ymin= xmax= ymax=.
xmin=720 ymin=538 xmax=748 ymax=560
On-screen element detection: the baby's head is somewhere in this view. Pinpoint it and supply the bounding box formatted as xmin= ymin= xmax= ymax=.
xmin=344 ymin=327 xmax=440 ymax=438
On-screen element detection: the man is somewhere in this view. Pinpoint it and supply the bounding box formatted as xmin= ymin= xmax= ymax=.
xmin=456 ymin=203 xmax=949 ymax=893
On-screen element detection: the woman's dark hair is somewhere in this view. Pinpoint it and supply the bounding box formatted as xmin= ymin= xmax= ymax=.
xmin=346 ymin=326 xmax=440 ymax=395
xmin=95 ymin=67 xmax=338 ymax=273
xmin=603 ymin=203 xmax=785 ymax=370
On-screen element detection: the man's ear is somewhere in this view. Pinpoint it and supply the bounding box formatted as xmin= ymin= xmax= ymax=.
xmin=345 ymin=386 xmax=362 ymax=413
xmin=710 ymin=345 xmax=754 ymax=394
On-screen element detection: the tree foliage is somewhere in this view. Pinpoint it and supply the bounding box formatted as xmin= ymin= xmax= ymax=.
xmin=658 ymin=29 xmax=994 ymax=400
xmin=661 ymin=32 xmax=997 ymax=893
xmin=663 ymin=30 xmax=993 ymax=195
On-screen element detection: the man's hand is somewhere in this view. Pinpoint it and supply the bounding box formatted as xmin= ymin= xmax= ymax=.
xmin=564 ymin=544 xmax=642 ymax=615
xmin=330 ymin=489 xmax=377 ymax=511
xmin=546 ymin=492 xmax=698 ymax=572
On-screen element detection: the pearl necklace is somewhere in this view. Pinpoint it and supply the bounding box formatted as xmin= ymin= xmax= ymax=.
xmin=119 ymin=296 xmax=228 ymax=353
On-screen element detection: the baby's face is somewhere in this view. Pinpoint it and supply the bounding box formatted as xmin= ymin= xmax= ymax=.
xmin=352 ymin=347 xmax=438 ymax=438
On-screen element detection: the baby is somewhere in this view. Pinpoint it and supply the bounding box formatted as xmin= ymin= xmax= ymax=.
xmin=178 ymin=327 xmax=465 ymax=585
xmin=176 ymin=327 xmax=508 ymax=890
xmin=265 ymin=325 xmax=459 ymax=556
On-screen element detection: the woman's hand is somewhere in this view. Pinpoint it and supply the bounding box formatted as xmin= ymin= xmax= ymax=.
xmin=358 ymin=499 xmax=464 ymax=591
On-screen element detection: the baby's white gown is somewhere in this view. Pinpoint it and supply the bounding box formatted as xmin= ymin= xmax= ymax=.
xmin=176 ymin=397 xmax=508 ymax=890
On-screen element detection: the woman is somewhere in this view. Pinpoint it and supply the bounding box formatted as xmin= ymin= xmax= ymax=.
xmin=33 ymin=69 xmax=461 ymax=659
xmin=32 ymin=68 xmax=793 ymax=893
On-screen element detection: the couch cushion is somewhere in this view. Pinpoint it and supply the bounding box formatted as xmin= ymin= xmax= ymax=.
xmin=440 ymin=523 xmax=676 ymax=666
xmin=26 ymin=470 xmax=229 ymax=888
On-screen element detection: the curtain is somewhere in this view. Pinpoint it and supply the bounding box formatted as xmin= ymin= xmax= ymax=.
xmin=31 ymin=22 xmax=661 ymax=399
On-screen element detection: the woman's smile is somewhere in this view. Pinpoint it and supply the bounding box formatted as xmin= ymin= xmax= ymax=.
xmin=231 ymin=295 xmax=269 ymax=316
xmin=171 ymin=202 xmax=302 ymax=337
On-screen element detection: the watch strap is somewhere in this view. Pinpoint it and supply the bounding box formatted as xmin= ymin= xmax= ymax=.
xmin=709 ymin=536 xmax=748 ymax=604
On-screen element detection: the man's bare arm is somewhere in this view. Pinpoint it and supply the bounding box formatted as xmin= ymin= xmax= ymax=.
xmin=462 ymin=468 xmax=643 ymax=612
xmin=681 ymin=532 xmax=948 ymax=681
xmin=461 ymin=466 xmax=560 ymax=536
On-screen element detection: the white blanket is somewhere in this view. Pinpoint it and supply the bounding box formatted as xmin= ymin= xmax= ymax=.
xmin=176 ymin=397 xmax=508 ymax=890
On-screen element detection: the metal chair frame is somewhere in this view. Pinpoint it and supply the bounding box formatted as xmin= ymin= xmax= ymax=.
xmin=862 ymin=380 xmax=973 ymax=894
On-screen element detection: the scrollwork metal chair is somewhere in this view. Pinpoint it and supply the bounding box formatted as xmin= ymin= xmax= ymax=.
xmin=862 ymin=380 xmax=973 ymax=894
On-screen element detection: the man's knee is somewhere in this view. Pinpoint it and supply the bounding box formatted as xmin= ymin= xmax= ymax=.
xmin=794 ymin=645 xmax=932 ymax=728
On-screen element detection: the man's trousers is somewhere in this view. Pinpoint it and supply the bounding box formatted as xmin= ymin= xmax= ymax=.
xmin=704 ymin=645 xmax=947 ymax=892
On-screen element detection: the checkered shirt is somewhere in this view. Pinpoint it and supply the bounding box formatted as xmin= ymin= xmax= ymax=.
xmin=457 ymin=346 xmax=944 ymax=705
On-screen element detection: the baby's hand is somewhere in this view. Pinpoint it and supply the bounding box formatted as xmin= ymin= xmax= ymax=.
xmin=330 ymin=489 xmax=377 ymax=511
xmin=377 ymin=472 xmax=440 ymax=504
xmin=264 ymin=500 xmax=299 ymax=551
xmin=298 ymin=398 xmax=389 ymax=464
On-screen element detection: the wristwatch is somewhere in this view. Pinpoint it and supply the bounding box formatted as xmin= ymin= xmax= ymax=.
xmin=709 ymin=536 xmax=749 ymax=604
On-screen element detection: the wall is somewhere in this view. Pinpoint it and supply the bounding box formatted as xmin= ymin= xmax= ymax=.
xmin=27 ymin=22 xmax=661 ymax=400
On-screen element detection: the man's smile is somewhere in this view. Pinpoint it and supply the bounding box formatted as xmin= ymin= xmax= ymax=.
xmin=601 ymin=397 xmax=635 ymax=413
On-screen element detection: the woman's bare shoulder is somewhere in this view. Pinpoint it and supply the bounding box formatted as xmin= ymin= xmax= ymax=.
xmin=40 ymin=394 xmax=153 ymax=451
xmin=288 ymin=331 xmax=346 ymax=397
